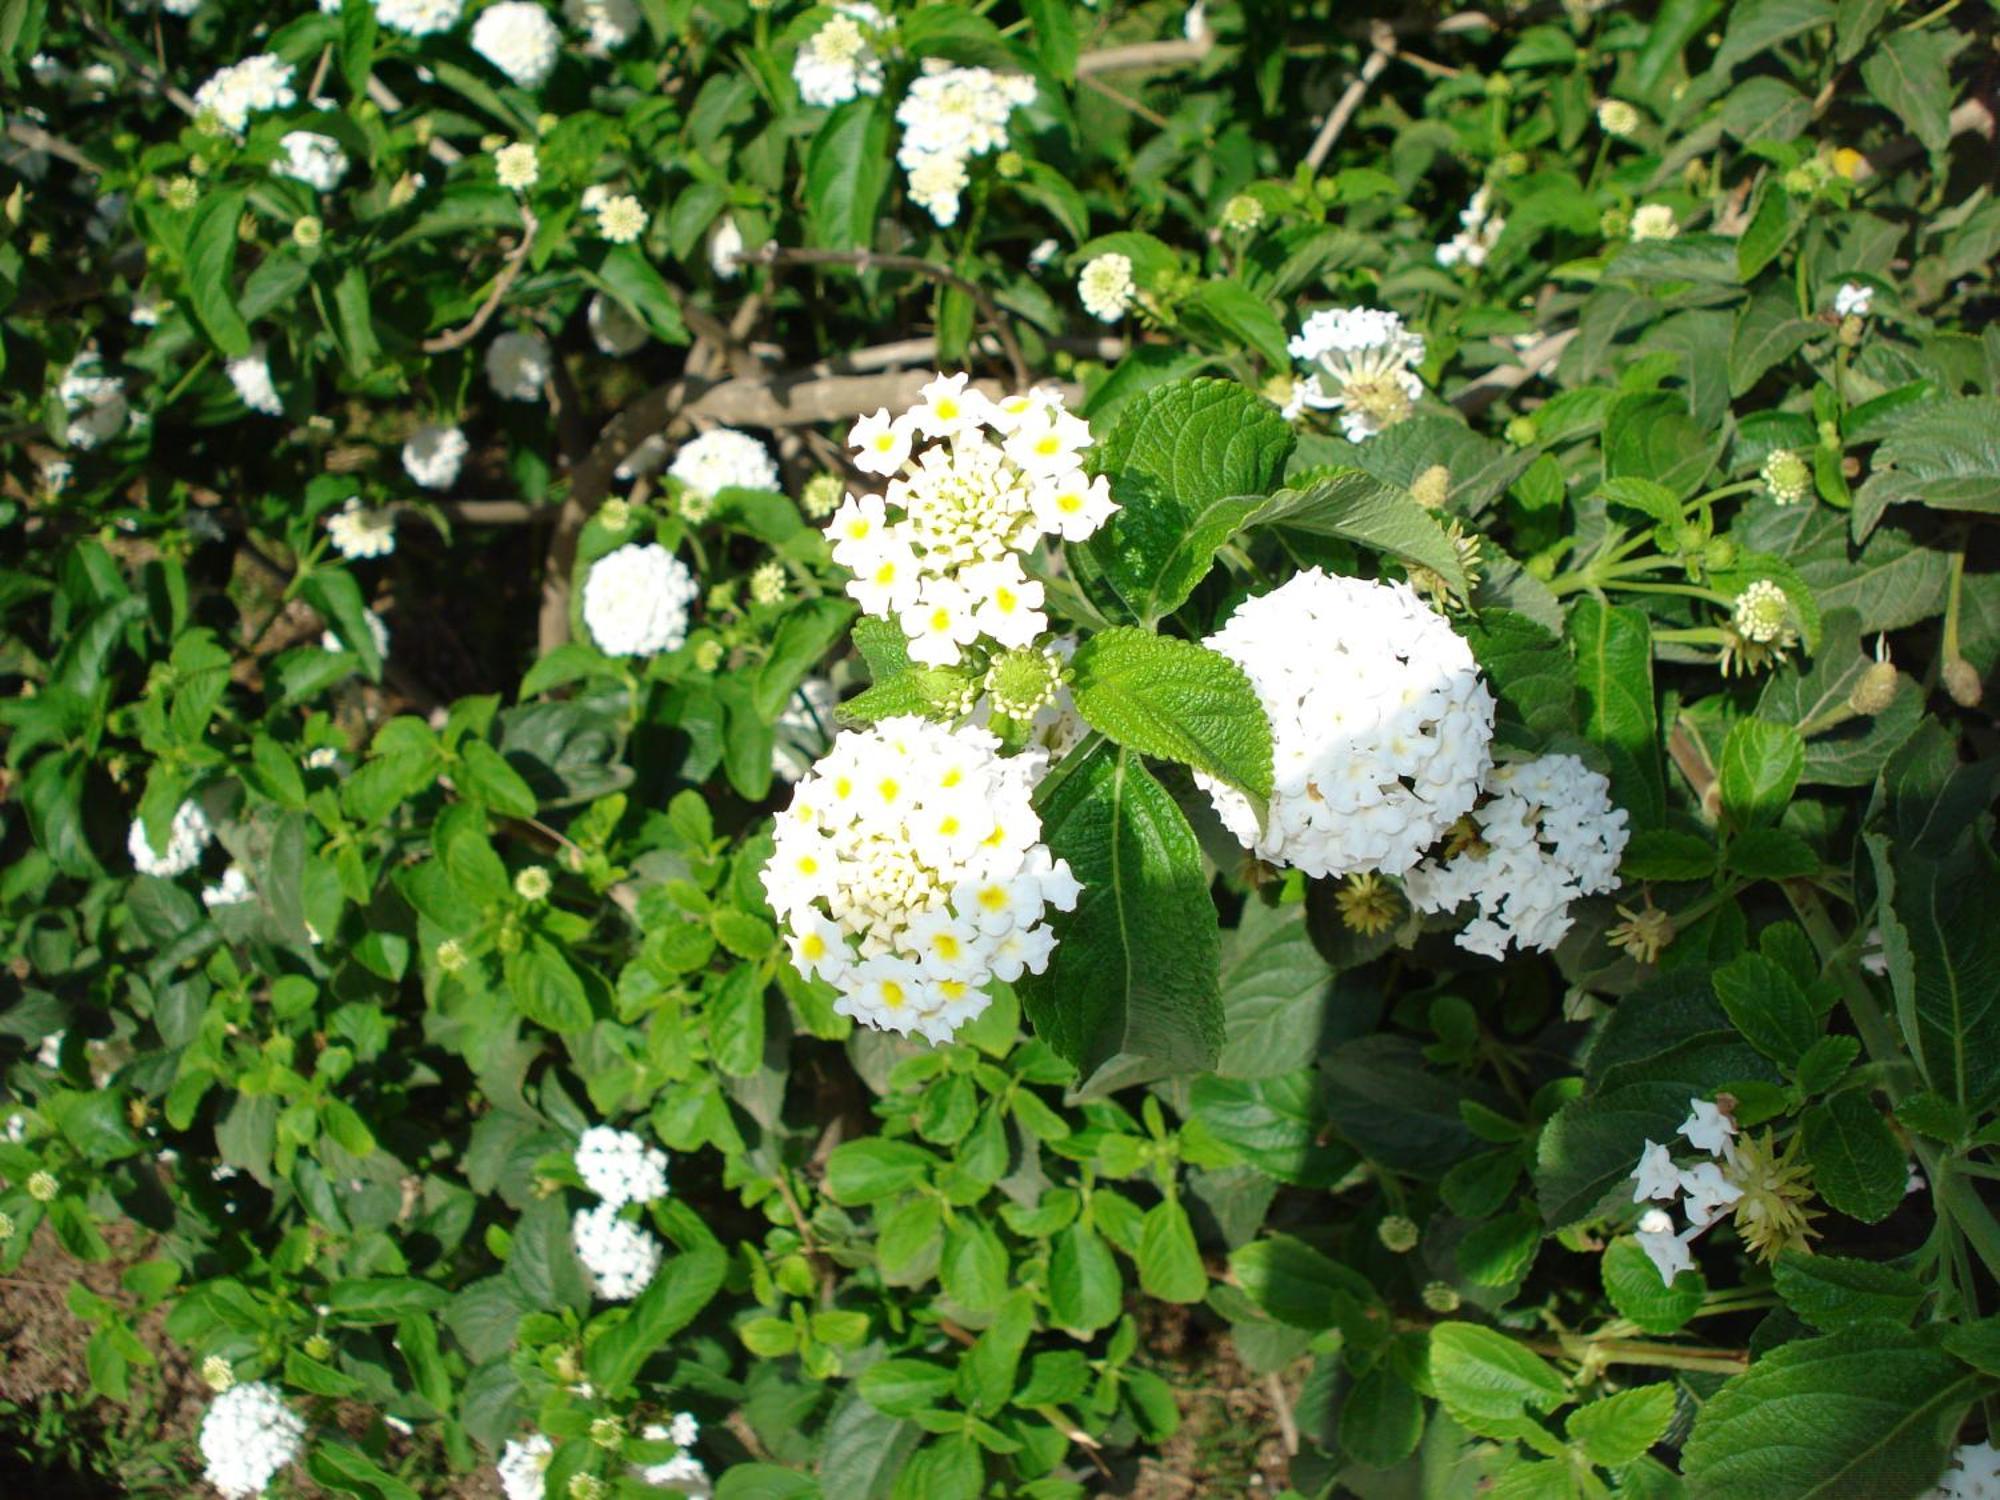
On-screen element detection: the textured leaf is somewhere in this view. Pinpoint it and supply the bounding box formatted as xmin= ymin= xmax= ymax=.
xmin=1568 ymin=597 xmax=1663 ymax=828
xmin=1428 ymin=1322 xmax=1566 ymax=1438
xmin=1068 ymin=628 xmax=1273 ymax=801
xmin=1859 ymin=28 xmax=1955 ymax=158
xmin=1719 ymin=717 xmax=1804 ymax=828
xmin=1864 ymin=396 xmax=2000 ymax=517
xmin=1802 ymin=1093 xmax=1907 ymax=1224
xmin=597 ymin=244 xmax=689 ymax=345
xmin=1253 ymin=468 xmax=1469 ymax=597
xmin=806 ymin=97 xmax=892 ymax=251
xmin=1229 ymin=1234 xmax=1376 ymax=1331
xmin=183 ymin=189 xmax=252 ymax=358
xmin=1774 ymin=1252 xmax=1925 ymax=1331
xmin=1018 ymin=741 xmax=1223 ymax=1074
xmin=1569 ymin=1384 xmax=1677 ymax=1468
xmin=585 ymin=1209 xmax=727 ymax=1394
xmin=1731 ymin=284 xmax=1818 ymax=396
xmin=1214 ymin=899 xmax=1333 ymax=1080
xmin=1713 ymin=0 xmax=1836 ymax=74
xmin=1603 ymin=1237 xmax=1706 ymax=1334
xmin=1713 ymin=952 xmax=1819 ymax=1067
xmin=1462 ymin=609 xmax=1578 ymax=746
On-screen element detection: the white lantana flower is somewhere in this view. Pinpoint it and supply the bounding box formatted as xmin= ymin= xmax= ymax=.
xmin=894 ymin=62 xmax=1035 ymax=226
xmin=274 ymin=131 xmax=348 ymax=192
xmin=1078 ymin=253 xmax=1135 ymax=321
xmin=486 ymin=329 xmax=552 ymax=400
xmin=709 ymin=215 xmax=744 ymax=278
xmin=193 ymin=54 xmax=296 ymax=135
xmin=1630 ymin=203 xmax=1678 ymax=240
xmin=403 ymin=422 xmax=469 ymax=490
xmin=1596 ymin=98 xmax=1640 ymax=137
xmin=595 ymin=193 xmax=647 ymax=242
xmin=497 ymin=1435 xmax=554 ymax=1500
xmin=198 ymin=1381 xmax=305 ymax=1498
xmin=1435 ymin=185 xmax=1505 ymax=270
xmin=572 ymin=1202 xmax=663 ymax=1300
xmin=327 ymin=498 xmax=397 ymax=560
xmin=58 ymin=355 xmax=129 ymax=449
xmin=588 ymin=292 xmax=648 ymax=355
xmin=202 ymin=865 xmax=254 ymax=908
xmin=320 ymin=607 xmax=391 ymax=658
xmin=1404 ymin=753 xmax=1628 ymax=958
xmin=1634 ymin=1206 xmax=1695 ymax=1283
xmin=574 ymin=1126 xmax=670 ymax=1206
xmin=1680 ymin=1098 xmax=1738 ymax=1156
xmin=129 ymin=801 xmax=213 ymax=877
xmin=1198 ymin=570 xmax=1494 ymax=880
xmin=636 ymin=1420 xmax=710 ymax=1494
xmin=1732 ymin=579 xmax=1793 ymax=645
xmin=375 ymin=0 xmax=465 ymax=35
xmin=762 ymin=717 xmax=1080 ymax=1044
xmin=471 ymin=2 xmax=562 ymax=88
xmin=564 ymin=0 xmax=638 ymax=53
xmin=792 ymin=1 xmax=885 ymax=108
xmin=131 ymin=285 xmax=167 ymax=326
xmin=1630 ymin=1141 xmax=1682 ymax=1202
xmin=1935 ymin=1442 xmax=2000 ymax=1500
xmin=668 ymin=427 xmax=781 ymax=497
xmin=582 ymin=543 xmax=698 ymax=656
xmin=1834 ymin=281 xmax=1874 ymax=319
xmin=1285 ymin=307 xmax=1427 ymax=441
xmin=227 ymin=344 xmax=284 ymax=415
xmin=1621 ymin=1097 xmax=1752 ymax=1284
xmin=494 ymin=141 xmax=539 ymax=190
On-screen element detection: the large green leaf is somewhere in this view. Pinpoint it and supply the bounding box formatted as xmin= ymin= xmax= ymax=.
xmin=1251 ymin=469 xmax=1469 ymax=597
xmin=1428 ymin=1322 xmax=1566 ymax=1439
xmin=1214 ymin=899 xmax=1334 ymax=1080
xmin=1682 ymin=1323 xmax=1974 ymax=1500
xmin=183 ymin=189 xmax=252 ymax=358
xmin=1017 ymin=740 xmax=1223 ymax=1075
xmin=585 ymin=1202 xmax=727 ymax=1394
xmin=1567 ymin=597 xmax=1663 ymax=827
xmin=1067 ymin=628 xmax=1273 ymax=801
xmin=807 ymin=97 xmax=892 ymax=251
xmin=1085 ymin=378 xmax=1295 ymax=623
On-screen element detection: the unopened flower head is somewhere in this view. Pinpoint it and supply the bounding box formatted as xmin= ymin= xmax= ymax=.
xmin=827 ymin=375 xmax=1111 ymax=663
xmin=761 ymin=717 xmax=1081 ymax=1044
xmin=1078 ymin=253 xmax=1135 ymax=322
xmin=1435 ymin=185 xmax=1505 ymax=270
xmin=58 ymin=355 xmax=129 ymax=449
xmin=749 ymin=560 xmax=787 ymax=605
xmin=1198 ymin=570 xmax=1495 ymax=879
xmin=202 ymin=1355 xmax=235 ymax=1392
xmin=669 ymin=428 xmax=780 ymax=498
xmin=472 ymin=2 xmax=563 ymax=88
xmin=495 ymin=142 xmax=539 ymax=190
xmin=594 ymin=192 xmax=646 ymax=242
xmin=801 ymin=472 xmax=845 ymax=519
xmin=403 ymin=422 xmax=469 ymax=490
xmin=1220 ymin=194 xmax=1265 ymax=234
xmin=198 ymin=1381 xmax=304 ymax=1498
xmin=574 ymin=1125 xmax=670 ymax=1205
xmin=193 ymin=54 xmax=296 ymax=136
xmin=486 ymin=329 xmax=552 ymax=401
xmin=497 ymin=1435 xmax=553 ymax=1500
xmin=27 ymin=1170 xmax=58 ymax=1201
xmin=1285 ymin=307 xmax=1427 ymax=441
xmin=1760 ymin=448 xmax=1812 ymax=505
xmin=1630 ymin=203 xmax=1678 ymax=240
xmin=895 ymin=62 xmax=1035 ymax=226
xmin=1404 ymin=753 xmax=1629 ymax=958
xmin=588 ymin=292 xmax=648 ymax=355
xmin=984 ymin=646 xmax=1063 ymax=720
xmin=582 ymin=543 xmax=698 ymax=656
xmin=572 ymin=1202 xmax=663 ymax=1300
xmin=1596 ymin=98 xmax=1640 ymax=137
xmin=275 ymin=132 xmax=347 ymax=192
xmin=292 ymin=215 xmax=323 ymax=249
xmin=793 ymin=1 xmax=885 ymax=107
xmin=1378 ymin=1215 xmax=1419 ymax=1252
xmin=1731 ymin=579 xmax=1793 ymax=645
xmin=227 ymin=344 xmax=284 ymax=415
xmin=129 ymin=800 xmax=213 ymax=877
xmin=327 ymin=498 xmax=396 ymax=560
xmin=514 ymin=865 xmax=552 ymax=902
xmin=1834 ymin=280 xmax=1873 ymax=319
xmin=436 ymin=939 xmax=468 ymax=973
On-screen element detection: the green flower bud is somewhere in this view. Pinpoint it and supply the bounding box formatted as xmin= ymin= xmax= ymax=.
xmin=1377 ymin=1215 xmax=1420 ymax=1253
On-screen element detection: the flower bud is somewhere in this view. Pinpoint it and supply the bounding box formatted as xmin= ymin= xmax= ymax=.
xmin=1410 ymin=464 xmax=1451 ymax=511
xmin=1944 ymin=656 xmax=1984 ymax=708
xmin=1378 ymin=1215 xmax=1420 ymax=1253
xmin=1849 ymin=659 xmax=1899 ymax=716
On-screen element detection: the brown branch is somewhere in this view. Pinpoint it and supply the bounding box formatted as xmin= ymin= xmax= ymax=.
xmin=1303 ymin=20 xmax=1397 ymax=172
xmin=1080 ymin=71 xmax=1170 ymax=129
xmin=421 ymin=206 xmax=539 ymax=353
xmin=1074 ymin=35 xmax=1214 ymax=76
xmin=733 ymin=245 xmax=1030 ymax=390
xmin=365 ymin=75 xmax=465 ymax=165
xmin=76 ymin=4 xmax=198 ymax=115
xmin=1451 ymin=327 xmax=1577 ymax=415
xmin=6 ymin=122 xmax=103 ymax=174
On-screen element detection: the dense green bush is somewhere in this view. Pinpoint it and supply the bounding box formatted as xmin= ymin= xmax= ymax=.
xmin=5 ymin=0 xmax=2000 ymax=1495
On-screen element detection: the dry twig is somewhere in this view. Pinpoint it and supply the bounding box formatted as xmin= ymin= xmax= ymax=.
xmin=1303 ymin=21 xmax=1397 ymax=172
xmin=421 ymin=206 xmax=539 ymax=354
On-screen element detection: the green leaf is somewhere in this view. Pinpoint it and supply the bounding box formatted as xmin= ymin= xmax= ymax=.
xmin=1086 ymin=378 xmax=1295 ymax=623
xmin=1252 ymin=469 xmax=1469 ymax=598
xmin=586 ymin=1202 xmax=726 ymax=1394
xmin=1682 ymin=1323 xmax=1973 ymax=1500
xmin=308 ymin=1442 xmax=421 ymax=1500
xmin=1719 ymin=718 xmax=1804 ymax=827
xmin=1713 ymin=0 xmax=1836 ymax=74
xmin=1136 ymin=1198 xmax=1206 ymax=1303
xmin=1774 ymin=1252 xmax=1924 ymax=1331
xmin=1340 ymin=1361 xmax=1425 ymax=1469
xmin=860 ymin=1359 xmax=957 ymax=1417
xmin=303 ymin=569 xmax=383 ymax=681
xmin=716 ymin=1467 xmax=822 ymax=1500
xmin=1801 ymin=1093 xmax=1906 ymax=1224
xmin=1462 ymin=610 xmax=1579 ymax=746
xmin=1017 ymin=741 xmax=1223 ymax=1075
xmin=940 ymin=1215 xmax=1008 ymax=1315
xmin=1605 ymin=391 xmax=1715 ymax=500
xmin=1428 ymin=1322 xmax=1567 ymax=1439
xmin=1048 ymin=1222 xmax=1121 ymax=1333
xmin=1603 ymin=1236 xmax=1706 ymax=1334
xmin=1182 ymin=279 xmax=1291 ymax=368
xmin=597 ymin=244 xmax=689 ymax=345
xmin=457 ymin=740 xmax=538 ymax=819
xmin=1568 ymin=1383 xmax=1677 ymax=1468
xmin=1567 ymin=597 xmax=1663 ymax=827
xmin=1067 ymin=628 xmax=1272 ymax=801
xmin=326 ymin=263 xmax=380 ymax=376
xmin=709 ymin=964 xmax=766 ymax=1078
xmin=1861 ymin=396 xmax=2000 ymax=518
xmin=807 ymin=97 xmax=892 ymax=251
xmin=825 ymin=1139 xmax=936 ymax=1205
xmin=1712 ymin=952 xmax=1819 ymax=1067
xmin=338 ymin=0 xmax=376 ymax=96
xmin=755 ymin=598 xmax=855 ymax=719
xmin=183 ymin=189 xmax=252 ymax=358
xmin=1228 ymin=1234 xmax=1375 ymax=1331
xmin=324 ymin=1276 xmax=449 ymax=1325
xmin=1730 ymin=284 xmax=1818 ymax=397
xmin=505 ymin=941 xmax=592 ymax=1033
xmin=1214 ymin=899 xmax=1334 ymax=1080
xmin=1859 ymin=28 xmax=1955 ymax=158
xmin=960 ymin=1290 xmax=1033 ymax=1413
xmin=1736 ymin=183 xmax=1796 ymax=282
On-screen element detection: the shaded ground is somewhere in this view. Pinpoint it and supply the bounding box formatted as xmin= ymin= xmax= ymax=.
xmin=1129 ymin=1302 xmax=1294 ymax=1499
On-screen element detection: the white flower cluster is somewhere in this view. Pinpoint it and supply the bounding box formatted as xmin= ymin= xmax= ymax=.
xmin=486 ymin=329 xmax=552 ymax=401
xmin=1078 ymin=253 xmax=1135 ymax=322
xmin=472 ymin=1 xmax=562 ymax=87
xmin=638 ymin=1417 xmax=709 ymax=1494
xmin=1404 ymin=753 xmax=1629 ymax=959
xmin=1198 ymin=571 xmax=1493 ymax=880
xmin=762 ymin=717 xmax=1080 ymax=1044
xmin=895 ymin=63 xmax=1035 ymax=226
xmin=792 ymin=0 xmax=885 ymax=108
xmin=1630 ymin=203 xmax=1678 ymax=240
xmin=1285 ymin=307 xmax=1427 ymax=441
xmin=197 ymin=1381 xmax=305 ymax=1498
xmin=334 ymin=0 xmax=463 ymax=34
xmin=328 ymin=498 xmax=396 ymax=560
xmin=497 ymin=1434 xmax=553 ymax=1500
xmin=202 ymin=865 xmax=253 ymax=908
xmin=1627 ymin=1099 xmax=1744 ymax=1284
xmin=589 ymin=292 xmax=648 ymax=355
xmin=321 ymin=607 xmax=390 ymax=658
xmin=564 ymin=0 xmax=638 ymax=52
xmin=668 ymin=427 xmax=781 ymax=498
xmin=1835 ymin=281 xmax=1874 ymax=319
xmin=129 ymin=800 xmax=212 ymax=877
xmin=574 ymin=1125 xmax=670 ymax=1205
xmin=1935 ymin=1442 xmax=2000 ymax=1500
xmin=193 ymin=54 xmax=295 ymax=135
xmin=572 ymin=1200 xmax=662 ymax=1300
xmin=1435 ymin=185 xmax=1505 ymax=269
xmin=59 ymin=355 xmax=129 ymax=449
xmin=228 ymin=344 xmax=284 ymax=415
xmin=827 ymin=374 xmax=1113 ymax=666
xmin=583 ymin=542 xmax=698 ymax=657
xmin=403 ymin=422 xmax=468 ymax=490
xmin=709 ymin=216 xmax=744 ymax=278
xmin=275 ymin=131 xmax=348 ymax=192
